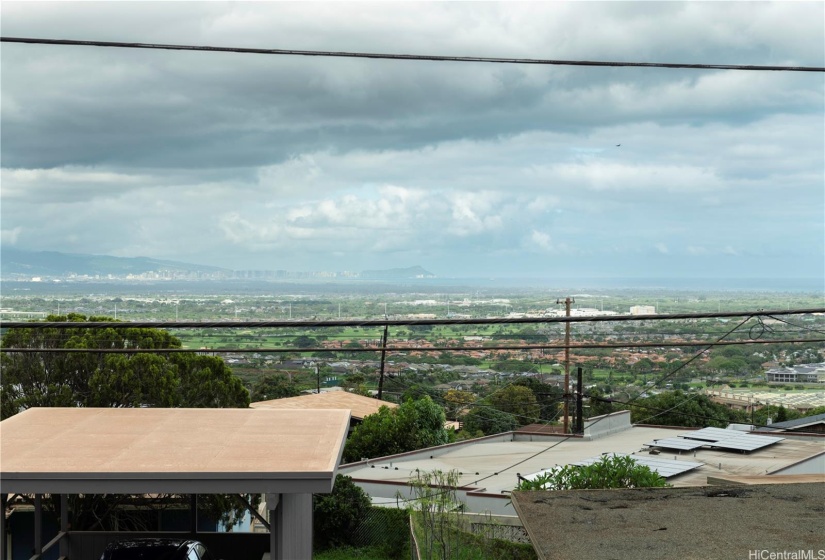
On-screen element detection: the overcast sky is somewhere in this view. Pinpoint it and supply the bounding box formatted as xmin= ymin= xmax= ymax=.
xmin=2 ymin=1 xmax=823 ymax=283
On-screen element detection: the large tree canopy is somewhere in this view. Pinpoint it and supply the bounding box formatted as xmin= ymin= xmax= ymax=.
xmin=343 ymin=397 xmax=449 ymax=463
xmin=487 ymin=385 xmax=540 ymax=426
xmin=1 ymin=314 xmax=249 ymax=419
xmin=249 ymin=373 xmax=301 ymax=402
xmin=629 ymin=391 xmax=744 ymax=428
xmin=461 ymin=406 xmax=519 ymax=436
xmin=0 ymin=314 xmax=253 ymax=530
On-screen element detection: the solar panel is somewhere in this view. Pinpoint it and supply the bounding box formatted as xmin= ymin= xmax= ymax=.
xmin=681 ymin=427 xmax=734 ymax=442
xmin=707 ymin=434 xmax=784 ymax=452
xmin=573 ymin=453 xmax=704 ymax=479
xmin=644 ymin=437 xmax=706 ymax=451
xmin=676 ymin=427 xmax=784 ymax=452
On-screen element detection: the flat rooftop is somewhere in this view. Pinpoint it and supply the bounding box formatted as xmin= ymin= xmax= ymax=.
xmin=1 ymin=407 xmax=350 ymax=494
xmin=340 ymin=426 xmax=825 ymax=496
xmin=512 ymin=483 xmax=825 ymax=560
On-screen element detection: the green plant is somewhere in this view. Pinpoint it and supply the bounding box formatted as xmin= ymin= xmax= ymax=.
xmin=249 ymin=373 xmax=300 ymax=401
xmin=408 ymin=469 xmax=536 ymax=560
xmin=313 ymin=475 xmax=372 ymax=550
xmin=343 ymin=397 xmax=449 ymax=462
xmin=354 ymin=507 xmax=410 ymax=559
xmin=460 ymin=407 xmax=519 ymax=436
xmin=409 ymin=469 xmax=464 ymax=560
xmin=516 ymin=454 xmax=668 ymax=491
xmin=313 ymin=545 xmax=395 ymax=560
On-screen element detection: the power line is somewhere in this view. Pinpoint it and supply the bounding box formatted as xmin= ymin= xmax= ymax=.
xmin=482 ymin=317 xmax=755 ymax=481
xmin=1 ymin=307 xmax=822 ymax=329
xmin=375 ymin=317 xmax=822 ymax=501
xmin=390 ymin=316 xmax=757 ymax=504
xmin=587 ymin=393 xmax=816 ymax=433
xmin=3 ymin=336 xmax=822 ymax=354
xmin=623 ymin=317 xmax=755 ymax=425
xmin=766 ymin=315 xmax=825 ymax=336
xmin=2 ymin=37 xmax=823 ymax=73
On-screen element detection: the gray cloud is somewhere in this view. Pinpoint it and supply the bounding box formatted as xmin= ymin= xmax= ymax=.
xmin=1 ymin=1 xmax=823 ymax=280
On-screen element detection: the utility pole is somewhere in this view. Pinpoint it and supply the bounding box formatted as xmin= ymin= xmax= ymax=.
xmin=576 ymin=366 xmax=584 ymax=435
xmin=377 ymin=324 xmax=389 ymax=399
xmin=556 ymin=297 xmax=574 ymax=433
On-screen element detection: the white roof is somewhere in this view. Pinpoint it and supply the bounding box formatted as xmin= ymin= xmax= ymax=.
xmin=340 ymin=426 xmax=824 ymax=498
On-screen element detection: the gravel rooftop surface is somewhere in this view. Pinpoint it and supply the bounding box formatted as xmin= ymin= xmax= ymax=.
xmin=512 ymin=483 xmax=825 ymax=560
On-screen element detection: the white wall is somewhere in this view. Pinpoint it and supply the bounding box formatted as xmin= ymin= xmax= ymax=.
xmin=584 ymin=410 xmax=632 ymax=439
xmin=770 ymin=451 xmax=825 ymax=475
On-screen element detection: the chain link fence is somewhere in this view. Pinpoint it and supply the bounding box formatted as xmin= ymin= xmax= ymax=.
xmin=409 ymin=512 xmax=536 ymax=560
xmin=468 ymin=520 xmax=531 ymax=544
xmin=349 ymin=506 xmax=411 ymax=558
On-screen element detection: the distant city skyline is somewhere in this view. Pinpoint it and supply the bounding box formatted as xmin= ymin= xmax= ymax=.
xmin=1 ymin=2 xmax=823 ymax=283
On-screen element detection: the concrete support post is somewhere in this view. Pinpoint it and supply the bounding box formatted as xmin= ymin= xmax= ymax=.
xmin=190 ymin=494 xmax=198 ymax=535
xmin=1 ymin=493 xmax=6 ymax=560
xmin=34 ymin=494 xmax=42 ymax=556
xmin=60 ymin=494 xmax=69 ymax=557
xmin=274 ymin=493 xmax=312 ymax=560
xmin=267 ymin=493 xmax=280 ymax=560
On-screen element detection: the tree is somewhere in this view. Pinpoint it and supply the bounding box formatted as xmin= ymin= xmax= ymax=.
xmin=629 ymin=391 xmax=743 ymax=428
xmin=488 ymin=385 xmax=540 ymax=425
xmin=401 ymin=384 xmax=446 ymax=406
xmin=513 ymin=378 xmax=564 ymax=422
xmin=632 ymin=357 xmax=657 ymax=373
xmin=409 ymin=469 xmax=537 ymax=560
xmin=293 ymin=335 xmax=318 ymax=348
xmin=443 ymin=389 xmax=476 ymax=421
xmin=586 ymin=388 xmax=620 ymax=417
xmin=409 ymin=469 xmax=463 ymax=560
xmin=313 ymin=474 xmax=371 ymax=550
xmin=460 ymin=406 xmax=519 ymax=436
xmin=0 ymin=314 xmax=253 ymax=530
xmin=753 ymin=404 xmax=802 ymax=427
xmin=1 ymin=314 xmax=250 ymax=419
xmin=515 ymin=454 xmax=668 ymax=491
xmin=250 ymin=373 xmax=301 ymax=402
xmin=342 ymin=372 xmax=370 ymax=396
xmin=343 ymin=397 xmax=449 ymax=462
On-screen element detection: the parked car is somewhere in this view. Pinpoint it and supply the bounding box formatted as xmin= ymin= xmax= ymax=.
xmin=99 ymin=538 xmax=216 ymax=560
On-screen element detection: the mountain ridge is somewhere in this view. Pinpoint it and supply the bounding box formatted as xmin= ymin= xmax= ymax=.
xmin=0 ymin=247 xmax=434 ymax=280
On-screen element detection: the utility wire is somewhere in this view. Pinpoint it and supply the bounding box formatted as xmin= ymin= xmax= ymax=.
xmin=3 ymin=336 xmax=822 ymax=353
xmin=379 ymin=368 xmax=565 ymax=426
xmin=2 ymin=37 xmax=823 ymax=73
xmin=391 ymin=314 xmax=756 ymax=503
xmin=585 ymin=393 xmax=805 ymax=433
xmin=2 ymin=307 xmax=822 ymax=329
xmin=766 ymin=315 xmax=825 ymax=337
xmin=632 ymin=316 xmax=755 ymax=424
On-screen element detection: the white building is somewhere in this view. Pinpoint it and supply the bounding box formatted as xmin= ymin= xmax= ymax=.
xmin=629 ymin=305 xmax=656 ymax=315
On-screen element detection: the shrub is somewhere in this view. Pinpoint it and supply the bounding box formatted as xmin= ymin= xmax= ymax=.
xmin=516 ymin=454 xmax=668 ymax=491
xmin=314 ymin=475 xmax=371 ymax=550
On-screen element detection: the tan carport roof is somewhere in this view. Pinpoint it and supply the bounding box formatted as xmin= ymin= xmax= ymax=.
xmin=251 ymin=391 xmax=396 ymax=420
xmin=0 ymin=407 xmax=350 ymax=494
